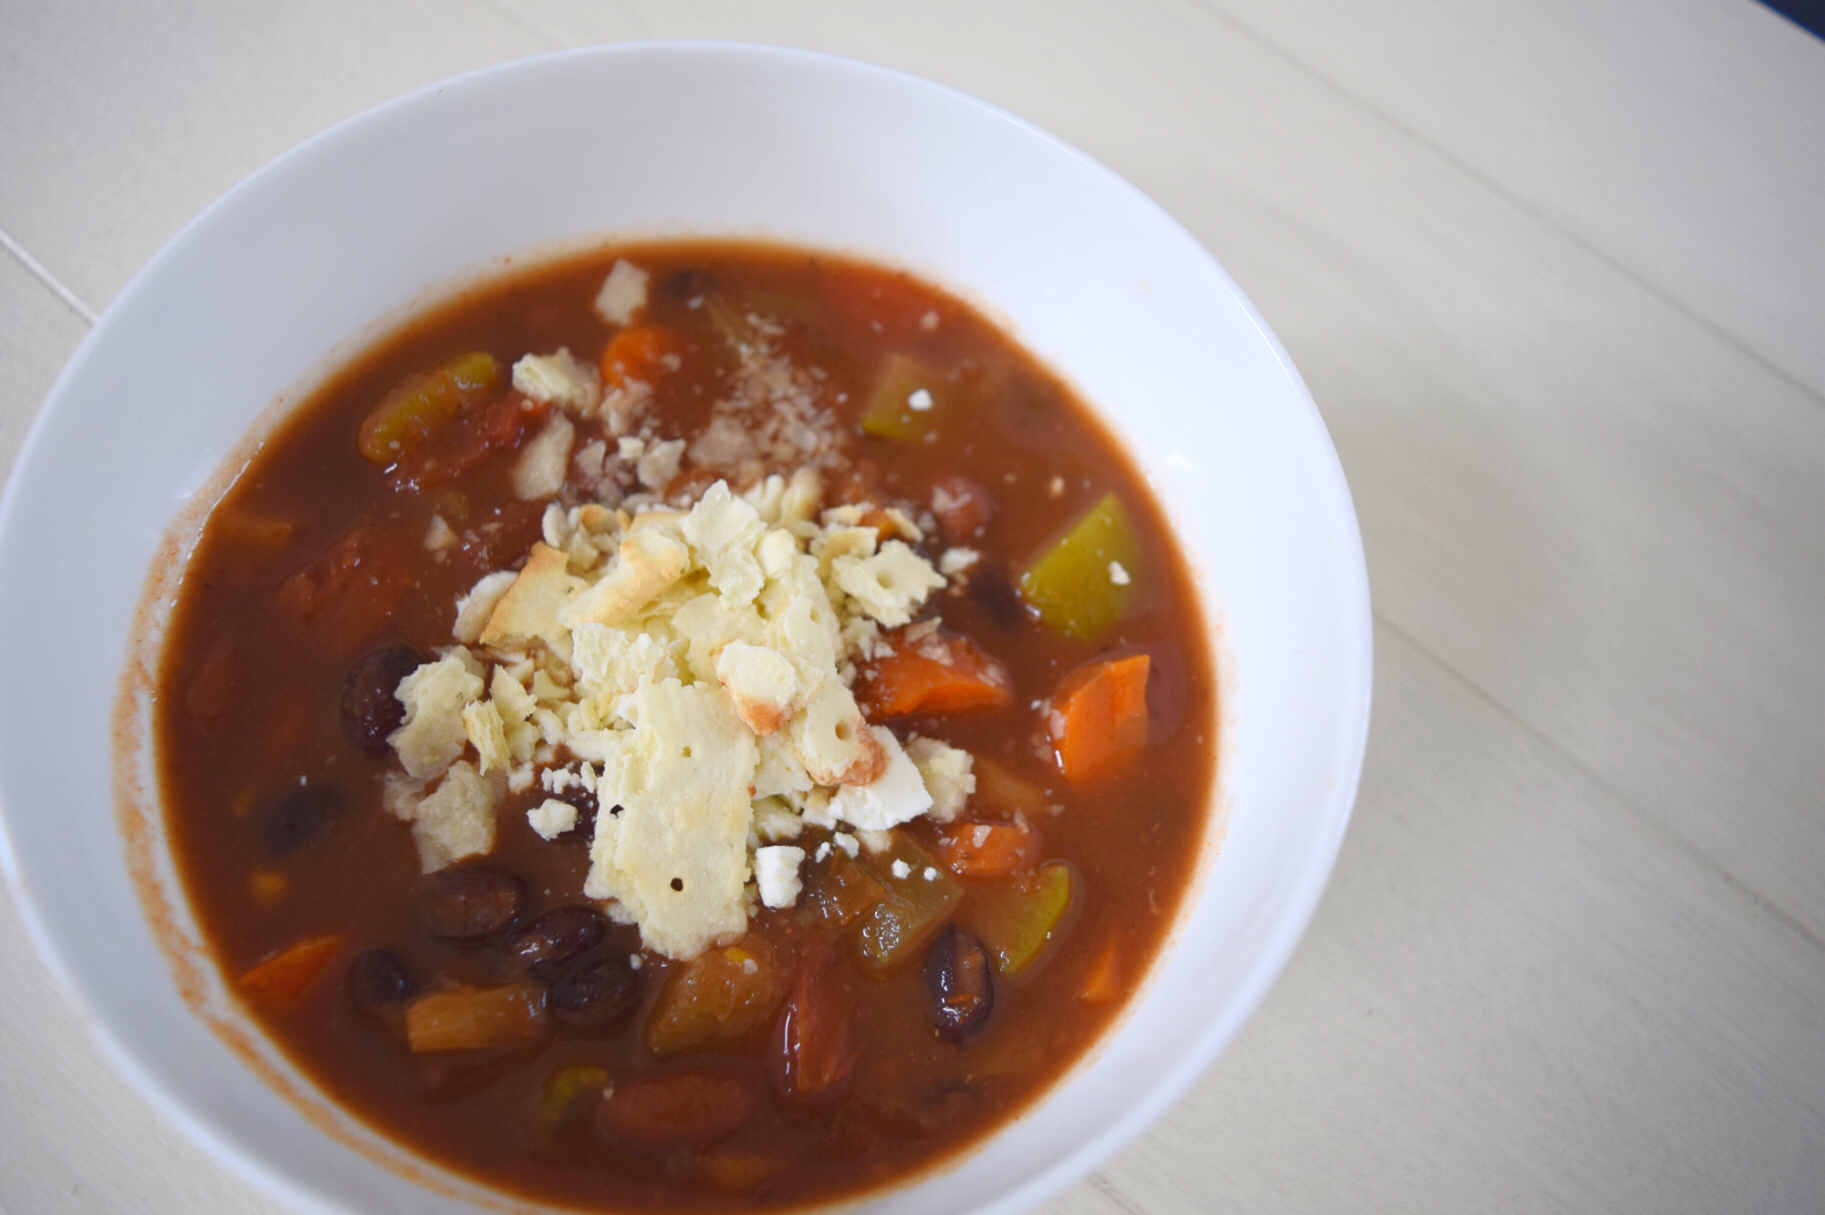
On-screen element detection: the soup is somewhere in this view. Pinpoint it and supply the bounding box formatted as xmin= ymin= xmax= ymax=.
xmin=157 ymin=241 xmax=1215 ymax=1210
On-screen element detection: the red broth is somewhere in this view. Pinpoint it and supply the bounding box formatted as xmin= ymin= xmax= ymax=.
xmin=156 ymin=242 xmax=1215 ymax=1210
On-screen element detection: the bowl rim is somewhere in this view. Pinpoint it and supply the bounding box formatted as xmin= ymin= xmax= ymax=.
xmin=0 ymin=39 xmax=1372 ymax=1215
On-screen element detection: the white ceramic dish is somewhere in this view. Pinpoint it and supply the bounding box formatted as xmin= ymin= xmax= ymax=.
xmin=0 ymin=42 xmax=1370 ymax=1215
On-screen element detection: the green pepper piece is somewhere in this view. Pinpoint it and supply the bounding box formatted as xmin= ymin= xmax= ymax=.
xmin=856 ymin=836 xmax=962 ymax=972
xmin=537 ymin=1062 xmax=611 ymax=1132
xmin=356 ymin=350 xmax=501 ymax=465
xmin=860 ymin=353 xmax=945 ymax=441
xmin=1017 ymin=493 xmax=1143 ymax=640
xmin=965 ymin=860 xmax=1075 ymax=976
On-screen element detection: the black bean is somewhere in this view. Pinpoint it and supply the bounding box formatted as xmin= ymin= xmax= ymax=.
xmin=420 ymin=867 xmax=527 ymax=944
xmin=925 ymin=925 xmax=994 ymax=1043
xmin=348 ymin=948 xmax=416 ymax=1012
xmin=662 ymin=269 xmax=717 ymax=302
xmin=968 ymin=568 xmax=1029 ymax=631
xmin=260 ymin=782 xmax=348 ymax=854
xmin=510 ymin=905 xmax=608 ymax=980
xmin=340 ymin=643 xmax=422 ymax=753
xmin=551 ymin=953 xmax=641 ymax=1030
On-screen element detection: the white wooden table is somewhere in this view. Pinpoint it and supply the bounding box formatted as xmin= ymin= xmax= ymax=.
xmin=4 ymin=2 xmax=1821 ymax=1211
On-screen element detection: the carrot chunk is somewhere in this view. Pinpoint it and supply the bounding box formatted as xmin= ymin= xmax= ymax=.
xmin=936 ymin=818 xmax=1044 ymax=878
xmin=599 ymin=324 xmax=683 ymax=388
xmin=1078 ymin=936 xmax=1123 ymax=1006
xmin=240 ymin=934 xmax=343 ymax=1009
xmin=857 ymin=628 xmax=1013 ymax=718
xmin=1048 ymin=653 xmax=1151 ymax=783
xmin=405 ymin=983 xmax=548 ymax=1052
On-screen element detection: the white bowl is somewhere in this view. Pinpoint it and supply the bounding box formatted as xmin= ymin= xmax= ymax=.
xmin=0 ymin=42 xmax=1370 ymax=1215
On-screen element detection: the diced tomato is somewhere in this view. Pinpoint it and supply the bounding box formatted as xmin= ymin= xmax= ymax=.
xmin=857 ymin=627 xmax=1014 ymax=718
xmin=240 ymin=934 xmax=343 ymax=1009
xmin=771 ymin=943 xmax=861 ymax=1103
xmin=936 ymin=818 xmax=1044 ymax=878
xmin=273 ymin=525 xmax=410 ymax=653
xmin=594 ymin=1066 xmax=760 ymax=1144
xmin=386 ymin=392 xmax=552 ymax=492
xmin=930 ymin=474 xmax=996 ymax=545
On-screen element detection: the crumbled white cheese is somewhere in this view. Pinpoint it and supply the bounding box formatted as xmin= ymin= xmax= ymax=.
xmin=528 ymin=797 xmax=579 ymax=840
xmin=891 ymin=858 xmax=912 ymax=879
xmin=856 ymin=828 xmax=894 ymax=854
xmin=755 ymin=845 xmax=806 ymax=909
xmin=423 ymin=514 xmax=456 ymax=552
xmin=390 ymin=652 xmax=486 ymax=780
xmin=905 ymin=735 xmax=976 ymax=823
xmin=595 ymin=259 xmax=650 ymax=327
xmin=409 ymin=760 xmax=501 ymax=873
xmin=832 ymin=832 xmax=860 ymax=859
xmin=1108 ymin=560 xmax=1132 ymax=586
xmin=831 ymin=727 xmax=933 ymax=831
xmin=923 ymin=866 xmax=939 ymax=881
xmin=752 ymin=797 xmax=803 ymax=842
xmin=907 ymin=387 xmax=934 ymax=412
xmin=814 ymin=841 xmax=832 ymax=863
xmin=511 ymin=348 xmax=602 ymax=413
xmin=939 ymin=547 xmax=980 ymax=576
xmin=512 ymin=413 xmax=576 ymax=500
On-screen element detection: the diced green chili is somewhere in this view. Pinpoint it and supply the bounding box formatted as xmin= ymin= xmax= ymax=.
xmin=855 ymin=835 xmax=962 ymax=972
xmin=355 ymin=350 xmax=501 ymax=465
xmin=965 ymin=861 xmax=1075 ymax=976
xmin=1017 ymin=492 xmax=1142 ymax=640
xmin=860 ymin=353 xmax=945 ymax=441
xmin=537 ymin=1062 xmax=611 ymax=1132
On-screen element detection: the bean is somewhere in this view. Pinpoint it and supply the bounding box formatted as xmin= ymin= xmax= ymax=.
xmin=925 ymin=924 xmax=995 ymax=1043
xmin=340 ymin=644 xmax=421 ymax=752
xmin=510 ymin=905 xmax=607 ymax=980
xmin=420 ymin=868 xmax=526 ymax=944
xmin=551 ymin=953 xmax=641 ymax=1030
xmin=348 ymin=948 xmax=416 ymax=1012
xmin=260 ymin=782 xmax=347 ymax=855
xmin=968 ymin=568 xmax=1029 ymax=631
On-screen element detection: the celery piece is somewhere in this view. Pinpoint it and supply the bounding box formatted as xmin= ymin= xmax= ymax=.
xmin=860 ymin=353 xmax=945 ymax=441
xmin=356 ymin=351 xmax=501 ymax=465
xmin=1017 ymin=493 xmax=1142 ymax=640
xmin=856 ymin=836 xmax=963 ymax=973
xmin=965 ymin=861 xmax=1075 ymax=976
xmin=538 ymin=1062 xmax=610 ymax=1132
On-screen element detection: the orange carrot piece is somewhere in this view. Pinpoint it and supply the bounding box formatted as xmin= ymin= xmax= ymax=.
xmin=1078 ymin=937 xmax=1123 ymax=1006
xmin=600 ymin=324 xmax=682 ymax=388
xmin=1048 ymin=653 xmax=1151 ymax=783
xmin=937 ymin=819 xmax=1044 ymax=878
xmin=240 ymin=934 xmax=343 ymax=1009
xmin=857 ymin=629 xmax=1013 ymax=718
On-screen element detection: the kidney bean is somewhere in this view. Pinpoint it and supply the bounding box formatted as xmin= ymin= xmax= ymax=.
xmin=260 ymin=782 xmax=348 ymax=855
xmin=420 ymin=868 xmax=527 ymax=944
xmin=340 ymin=643 xmax=422 ymax=753
xmin=551 ymin=953 xmax=641 ymax=1030
xmin=925 ymin=924 xmax=995 ymax=1043
xmin=510 ymin=906 xmax=607 ymax=980
xmin=594 ymin=1065 xmax=759 ymax=1144
xmin=967 ymin=568 xmax=1029 ymax=631
xmin=348 ymin=948 xmax=416 ymax=1012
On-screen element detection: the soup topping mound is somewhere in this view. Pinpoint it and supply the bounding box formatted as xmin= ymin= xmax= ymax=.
xmin=159 ymin=245 xmax=1213 ymax=1211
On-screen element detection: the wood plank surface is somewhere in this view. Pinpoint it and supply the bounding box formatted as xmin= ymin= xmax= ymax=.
xmin=1 ymin=1 xmax=1819 ymax=1211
